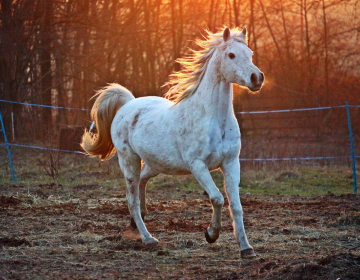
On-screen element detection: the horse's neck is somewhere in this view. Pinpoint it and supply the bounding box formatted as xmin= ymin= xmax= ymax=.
xmin=180 ymin=56 xmax=234 ymax=124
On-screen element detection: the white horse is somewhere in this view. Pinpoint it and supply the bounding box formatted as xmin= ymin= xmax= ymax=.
xmin=81 ymin=27 xmax=264 ymax=258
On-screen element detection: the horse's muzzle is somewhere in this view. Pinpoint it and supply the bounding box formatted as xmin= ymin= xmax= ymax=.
xmin=249 ymin=72 xmax=264 ymax=92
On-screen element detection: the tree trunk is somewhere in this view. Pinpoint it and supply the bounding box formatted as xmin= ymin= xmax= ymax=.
xmin=40 ymin=0 xmax=53 ymax=135
xmin=232 ymin=0 xmax=240 ymax=27
xmin=249 ymin=0 xmax=258 ymax=65
xmin=171 ymin=0 xmax=183 ymax=72
xmin=322 ymin=0 xmax=329 ymax=105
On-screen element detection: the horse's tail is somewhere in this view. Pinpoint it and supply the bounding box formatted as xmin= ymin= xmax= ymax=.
xmin=81 ymin=83 xmax=135 ymax=161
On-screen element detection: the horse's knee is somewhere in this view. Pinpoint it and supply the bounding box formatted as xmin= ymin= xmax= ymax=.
xmin=210 ymin=194 xmax=224 ymax=207
xmin=126 ymin=193 xmax=140 ymax=211
xmin=128 ymin=203 xmax=140 ymax=214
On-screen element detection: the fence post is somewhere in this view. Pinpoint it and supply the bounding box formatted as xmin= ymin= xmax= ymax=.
xmin=345 ymin=101 xmax=357 ymax=194
xmin=0 ymin=110 xmax=17 ymax=181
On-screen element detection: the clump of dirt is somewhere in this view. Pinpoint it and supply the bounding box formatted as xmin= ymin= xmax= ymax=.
xmin=20 ymin=172 xmax=39 ymax=179
xmin=0 ymin=195 xmax=22 ymax=207
xmin=74 ymin=184 xmax=100 ymax=190
xmin=78 ymin=221 xmax=122 ymax=234
xmin=98 ymin=235 xmax=122 ymax=243
xmin=167 ymin=217 xmax=205 ymax=232
xmin=93 ymin=201 xmax=129 ymax=215
xmin=37 ymin=182 xmax=62 ymax=189
xmin=332 ymin=214 xmax=360 ymax=227
xmin=0 ymin=237 xmax=31 ymax=247
xmin=269 ymin=253 xmax=360 ymax=280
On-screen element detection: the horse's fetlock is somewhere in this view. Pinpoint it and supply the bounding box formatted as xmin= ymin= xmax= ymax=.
xmin=212 ymin=223 xmax=222 ymax=231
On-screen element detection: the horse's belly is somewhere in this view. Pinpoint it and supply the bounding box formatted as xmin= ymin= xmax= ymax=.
xmin=141 ymin=154 xmax=191 ymax=175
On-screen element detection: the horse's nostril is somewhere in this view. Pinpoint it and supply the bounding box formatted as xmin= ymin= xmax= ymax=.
xmin=259 ymin=72 xmax=264 ymax=83
xmin=251 ymin=72 xmax=264 ymax=86
xmin=250 ymin=73 xmax=257 ymax=85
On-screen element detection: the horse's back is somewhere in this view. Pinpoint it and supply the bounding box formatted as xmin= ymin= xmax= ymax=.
xmin=111 ymin=96 xmax=173 ymax=142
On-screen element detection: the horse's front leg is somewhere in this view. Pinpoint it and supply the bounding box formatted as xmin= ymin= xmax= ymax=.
xmin=191 ymin=160 xmax=224 ymax=243
xmin=221 ymin=157 xmax=255 ymax=258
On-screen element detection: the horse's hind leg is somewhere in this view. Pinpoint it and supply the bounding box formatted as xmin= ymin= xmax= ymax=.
xmin=118 ymin=153 xmax=158 ymax=245
xmin=130 ymin=163 xmax=159 ymax=229
xmin=190 ymin=160 xmax=224 ymax=243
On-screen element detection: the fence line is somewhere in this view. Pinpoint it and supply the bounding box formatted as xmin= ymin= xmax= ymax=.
xmin=0 ymin=99 xmax=90 ymax=111
xmin=236 ymin=104 xmax=360 ymax=115
xmin=0 ymin=143 xmax=83 ymax=154
xmin=1 ymin=99 xmax=360 ymax=113
xmin=240 ymin=156 xmax=348 ymax=161
xmin=0 ymin=99 xmax=358 ymax=193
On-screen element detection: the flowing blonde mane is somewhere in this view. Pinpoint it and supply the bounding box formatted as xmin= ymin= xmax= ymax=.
xmin=164 ymin=27 xmax=247 ymax=104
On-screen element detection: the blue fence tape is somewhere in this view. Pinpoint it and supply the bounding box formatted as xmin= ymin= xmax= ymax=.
xmin=236 ymin=105 xmax=347 ymax=115
xmin=0 ymin=99 xmax=90 ymax=111
xmin=1 ymin=99 xmax=359 ymax=114
xmin=0 ymin=143 xmax=83 ymax=154
xmin=239 ymin=156 xmax=348 ymax=161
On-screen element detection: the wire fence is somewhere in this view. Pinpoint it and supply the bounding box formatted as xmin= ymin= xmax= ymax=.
xmin=0 ymin=99 xmax=358 ymax=193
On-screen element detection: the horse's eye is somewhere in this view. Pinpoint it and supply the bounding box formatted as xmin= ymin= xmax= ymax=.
xmin=228 ymin=53 xmax=235 ymax=59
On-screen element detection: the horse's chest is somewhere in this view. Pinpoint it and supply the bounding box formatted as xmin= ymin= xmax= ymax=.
xmin=192 ymin=125 xmax=240 ymax=168
xmin=208 ymin=135 xmax=237 ymax=161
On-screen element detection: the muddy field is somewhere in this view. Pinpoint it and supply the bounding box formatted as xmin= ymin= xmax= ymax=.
xmin=1 ymin=178 xmax=360 ymax=279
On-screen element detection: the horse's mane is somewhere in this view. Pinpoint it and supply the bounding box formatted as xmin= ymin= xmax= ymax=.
xmin=164 ymin=27 xmax=247 ymax=104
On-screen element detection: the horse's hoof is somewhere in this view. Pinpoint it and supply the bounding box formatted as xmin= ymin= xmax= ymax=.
xmin=130 ymin=217 xmax=137 ymax=229
xmin=143 ymin=237 xmax=159 ymax=247
xmin=205 ymin=229 xmax=217 ymax=244
xmin=241 ymin=248 xmax=256 ymax=259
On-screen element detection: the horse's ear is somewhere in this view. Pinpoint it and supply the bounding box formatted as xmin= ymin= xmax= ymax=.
xmin=241 ymin=26 xmax=247 ymax=36
xmin=223 ymin=27 xmax=231 ymax=42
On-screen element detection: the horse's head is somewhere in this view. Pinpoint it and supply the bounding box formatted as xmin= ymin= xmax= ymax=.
xmin=220 ymin=27 xmax=264 ymax=92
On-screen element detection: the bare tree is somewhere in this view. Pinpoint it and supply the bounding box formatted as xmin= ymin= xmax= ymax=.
xmin=39 ymin=0 xmax=53 ymax=131
xmin=1 ymin=0 xmax=360 ymax=143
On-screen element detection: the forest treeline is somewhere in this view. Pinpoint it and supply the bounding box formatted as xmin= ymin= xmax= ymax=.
xmin=0 ymin=0 xmax=359 ymax=137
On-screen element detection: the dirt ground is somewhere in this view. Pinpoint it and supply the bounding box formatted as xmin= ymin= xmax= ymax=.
xmin=1 ymin=180 xmax=360 ymax=279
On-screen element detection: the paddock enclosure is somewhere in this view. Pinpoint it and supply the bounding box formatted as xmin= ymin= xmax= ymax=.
xmin=1 ymin=96 xmax=359 ymax=279
xmin=0 ymin=150 xmax=359 ymax=279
